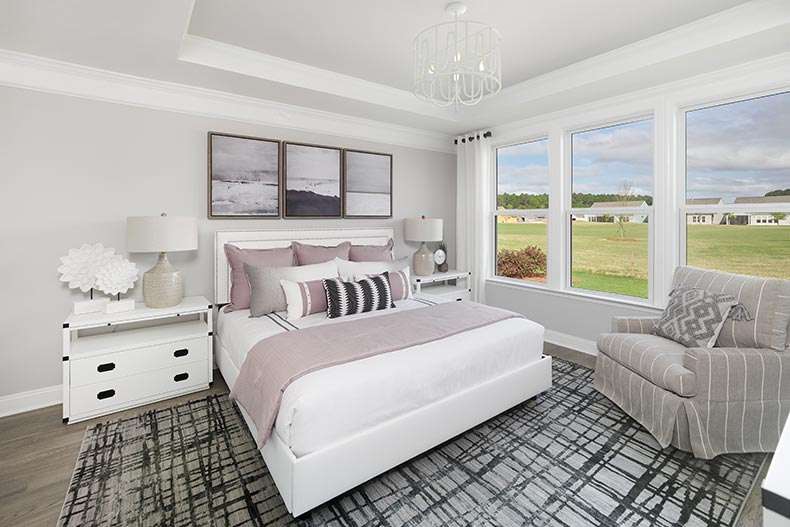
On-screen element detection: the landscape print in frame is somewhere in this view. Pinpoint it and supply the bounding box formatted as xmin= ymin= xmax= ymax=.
xmin=344 ymin=149 xmax=393 ymax=218
xmin=284 ymin=142 xmax=343 ymax=218
xmin=208 ymin=132 xmax=281 ymax=219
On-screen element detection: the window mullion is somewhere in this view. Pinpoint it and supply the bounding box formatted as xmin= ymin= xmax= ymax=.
xmin=547 ymin=125 xmax=564 ymax=291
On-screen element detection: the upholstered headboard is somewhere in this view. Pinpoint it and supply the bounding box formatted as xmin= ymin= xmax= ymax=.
xmin=214 ymin=228 xmax=395 ymax=305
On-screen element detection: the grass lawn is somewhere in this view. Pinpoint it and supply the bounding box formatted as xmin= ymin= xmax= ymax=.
xmin=496 ymin=221 xmax=790 ymax=298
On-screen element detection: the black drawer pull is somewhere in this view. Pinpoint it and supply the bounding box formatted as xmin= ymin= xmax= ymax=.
xmin=174 ymin=373 xmax=189 ymax=382
xmin=97 ymin=362 xmax=116 ymax=373
xmin=173 ymin=348 xmax=189 ymax=358
xmin=97 ymin=389 xmax=115 ymax=400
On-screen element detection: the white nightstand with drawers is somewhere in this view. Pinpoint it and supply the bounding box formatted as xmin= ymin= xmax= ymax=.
xmin=62 ymin=296 xmax=213 ymax=424
xmin=411 ymin=269 xmax=472 ymax=301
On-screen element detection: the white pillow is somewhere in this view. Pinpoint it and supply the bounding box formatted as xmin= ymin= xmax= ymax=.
xmin=336 ymin=257 xmax=410 ymax=281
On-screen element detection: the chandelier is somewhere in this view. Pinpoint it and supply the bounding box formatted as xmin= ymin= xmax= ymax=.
xmin=413 ymin=2 xmax=502 ymax=108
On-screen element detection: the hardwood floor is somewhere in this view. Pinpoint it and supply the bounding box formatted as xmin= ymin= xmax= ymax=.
xmin=0 ymin=379 xmax=230 ymax=527
xmin=0 ymin=345 xmax=763 ymax=526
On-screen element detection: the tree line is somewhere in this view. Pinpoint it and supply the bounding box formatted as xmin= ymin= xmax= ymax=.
xmin=498 ymin=189 xmax=789 ymax=210
xmin=497 ymin=192 xmax=653 ymax=209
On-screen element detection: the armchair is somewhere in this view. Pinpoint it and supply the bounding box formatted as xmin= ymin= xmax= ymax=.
xmin=594 ymin=267 xmax=790 ymax=459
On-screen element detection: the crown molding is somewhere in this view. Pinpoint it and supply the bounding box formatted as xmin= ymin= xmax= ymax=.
xmin=491 ymin=51 xmax=790 ymax=143
xmin=0 ymin=49 xmax=456 ymax=153
xmin=484 ymin=0 xmax=790 ymax=113
xmin=179 ymin=34 xmax=457 ymax=122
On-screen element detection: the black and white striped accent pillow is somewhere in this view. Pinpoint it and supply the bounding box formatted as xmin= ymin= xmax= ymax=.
xmin=323 ymin=273 xmax=394 ymax=319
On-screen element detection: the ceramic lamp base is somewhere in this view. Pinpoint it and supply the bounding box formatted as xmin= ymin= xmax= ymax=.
xmin=412 ymin=242 xmax=435 ymax=276
xmin=142 ymin=252 xmax=183 ymax=308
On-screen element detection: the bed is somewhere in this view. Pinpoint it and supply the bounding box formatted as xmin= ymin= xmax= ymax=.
xmin=214 ymin=228 xmax=552 ymax=516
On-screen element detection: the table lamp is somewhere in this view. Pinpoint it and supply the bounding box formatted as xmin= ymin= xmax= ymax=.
xmin=404 ymin=216 xmax=443 ymax=276
xmin=126 ymin=213 xmax=198 ymax=308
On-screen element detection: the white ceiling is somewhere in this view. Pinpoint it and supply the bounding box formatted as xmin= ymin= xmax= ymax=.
xmin=187 ymin=0 xmax=752 ymax=91
xmin=0 ymin=0 xmax=789 ymax=137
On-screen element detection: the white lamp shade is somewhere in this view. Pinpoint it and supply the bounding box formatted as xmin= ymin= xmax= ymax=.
xmin=404 ymin=217 xmax=443 ymax=242
xmin=126 ymin=215 xmax=198 ymax=253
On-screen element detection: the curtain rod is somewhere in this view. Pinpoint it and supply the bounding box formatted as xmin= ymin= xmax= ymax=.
xmin=454 ymin=131 xmax=492 ymax=145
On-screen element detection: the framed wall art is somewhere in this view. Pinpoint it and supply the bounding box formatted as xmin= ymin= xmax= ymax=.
xmin=343 ymin=149 xmax=393 ymax=218
xmin=208 ymin=132 xmax=281 ymax=219
xmin=284 ymin=142 xmax=342 ymax=218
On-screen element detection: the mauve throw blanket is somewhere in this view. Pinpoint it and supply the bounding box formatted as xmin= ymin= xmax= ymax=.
xmin=231 ymin=302 xmax=523 ymax=447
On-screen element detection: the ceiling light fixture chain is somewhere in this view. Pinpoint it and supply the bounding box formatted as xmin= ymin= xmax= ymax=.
xmin=413 ymin=2 xmax=502 ymax=109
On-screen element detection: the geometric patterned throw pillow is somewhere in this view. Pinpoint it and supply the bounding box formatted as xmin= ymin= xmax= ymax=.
xmin=323 ymin=273 xmax=394 ymax=319
xmin=652 ymin=285 xmax=748 ymax=348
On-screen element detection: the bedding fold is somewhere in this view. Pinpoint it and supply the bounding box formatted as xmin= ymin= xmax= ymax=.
xmin=230 ymin=301 xmax=522 ymax=447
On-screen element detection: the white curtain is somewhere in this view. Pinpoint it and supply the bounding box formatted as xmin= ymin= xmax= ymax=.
xmin=456 ymin=131 xmax=492 ymax=303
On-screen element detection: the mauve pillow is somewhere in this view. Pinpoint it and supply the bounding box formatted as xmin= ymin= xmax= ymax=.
xmin=349 ymin=239 xmax=394 ymax=262
xmin=292 ymin=241 xmax=351 ymax=265
xmin=280 ymin=278 xmax=328 ymax=320
xmin=223 ymin=244 xmax=294 ymax=313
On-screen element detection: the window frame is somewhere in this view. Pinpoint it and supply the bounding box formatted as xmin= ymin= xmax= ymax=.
xmin=566 ymin=116 xmax=656 ymax=303
xmin=493 ymin=137 xmax=550 ymax=287
xmin=486 ymin=64 xmax=790 ymax=310
xmin=678 ymin=89 xmax=790 ymax=269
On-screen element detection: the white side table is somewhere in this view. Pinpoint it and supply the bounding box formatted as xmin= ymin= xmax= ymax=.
xmin=411 ymin=269 xmax=472 ymax=302
xmin=62 ymin=296 xmax=213 ymax=424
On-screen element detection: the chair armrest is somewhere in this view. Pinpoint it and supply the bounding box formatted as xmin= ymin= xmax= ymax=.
xmin=611 ymin=316 xmax=660 ymax=334
xmin=683 ymin=347 xmax=790 ymax=402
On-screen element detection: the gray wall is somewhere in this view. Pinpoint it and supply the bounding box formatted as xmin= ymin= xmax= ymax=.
xmin=0 ymin=86 xmax=456 ymax=398
xmin=486 ymin=281 xmax=661 ymax=346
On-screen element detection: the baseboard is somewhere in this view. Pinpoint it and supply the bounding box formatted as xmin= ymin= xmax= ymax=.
xmin=544 ymin=329 xmax=598 ymax=356
xmin=0 ymin=385 xmax=61 ymax=418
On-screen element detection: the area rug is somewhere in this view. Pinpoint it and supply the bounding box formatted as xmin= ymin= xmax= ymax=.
xmin=58 ymin=359 xmax=766 ymax=527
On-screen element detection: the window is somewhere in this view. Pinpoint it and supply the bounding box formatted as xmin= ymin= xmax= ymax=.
xmin=495 ymin=139 xmax=549 ymax=283
xmin=685 ymin=91 xmax=790 ymax=280
xmin=570 ymin=119 xmax=653 ymax=298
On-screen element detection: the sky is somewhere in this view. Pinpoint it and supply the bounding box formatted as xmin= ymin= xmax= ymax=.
xmin=687 ymin=90 xmax=790 ymax=203
xmin=497 ymin=90 xmax=790 ymax=204
xmin=496 ymin=138 xmax=549 ymax=195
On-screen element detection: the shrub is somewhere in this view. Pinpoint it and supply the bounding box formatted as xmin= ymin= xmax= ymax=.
xmin=497 ymin=246 xmax=547 ymax=279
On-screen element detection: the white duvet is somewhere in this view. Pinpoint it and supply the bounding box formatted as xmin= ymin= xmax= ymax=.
xmin=216 ymin=299 xmax=545 ymax=457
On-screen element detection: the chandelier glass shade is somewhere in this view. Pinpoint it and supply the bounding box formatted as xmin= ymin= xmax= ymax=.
xmin=413 ymin=6 xmax=502 ymax=108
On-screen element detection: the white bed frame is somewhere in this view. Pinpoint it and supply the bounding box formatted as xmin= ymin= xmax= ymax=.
xmin=214 ymin=228 xmax=553 ymax=516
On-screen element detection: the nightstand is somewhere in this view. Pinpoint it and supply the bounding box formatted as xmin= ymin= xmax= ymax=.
xmin=411 ymin=269 xmax=472 ymax=301
xmin=62 ymin=296 xmax=213 ymax=424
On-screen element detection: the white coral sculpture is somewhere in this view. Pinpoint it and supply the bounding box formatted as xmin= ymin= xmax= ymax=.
xmin=57 ymin=243 xmax=117 ymax=293
xmin=95 ymin=256 xmax=139 ymax=296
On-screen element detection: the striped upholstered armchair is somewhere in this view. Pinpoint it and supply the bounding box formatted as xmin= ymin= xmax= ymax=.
xmin=594 ymin=266 xmax=790 ymax=459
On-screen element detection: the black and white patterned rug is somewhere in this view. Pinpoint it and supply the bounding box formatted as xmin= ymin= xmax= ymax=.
xmin=58 ymin=359 xmax=765 ymax=527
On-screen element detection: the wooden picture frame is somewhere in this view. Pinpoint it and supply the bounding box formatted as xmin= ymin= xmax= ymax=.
xmin=207 ymin=132 xmax=282 ymax=219
xmin=343 ymin=149 xmax=393 ymax=218
xmin=283 ymin=142 xmax=343 ymax=218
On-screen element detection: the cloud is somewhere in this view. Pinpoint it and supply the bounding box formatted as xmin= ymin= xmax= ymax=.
xmin=686 ymin=91 xmax=790 ymax=200
xmin=572 ymin=119 xmax=653 ymax=166
xmin=497 ymin=164 xmax=549 ymax=195
xmin=571 ymin=120 xmax=654 ymax=195
xmin=495 ymin=91 xmax=790 ymax=201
